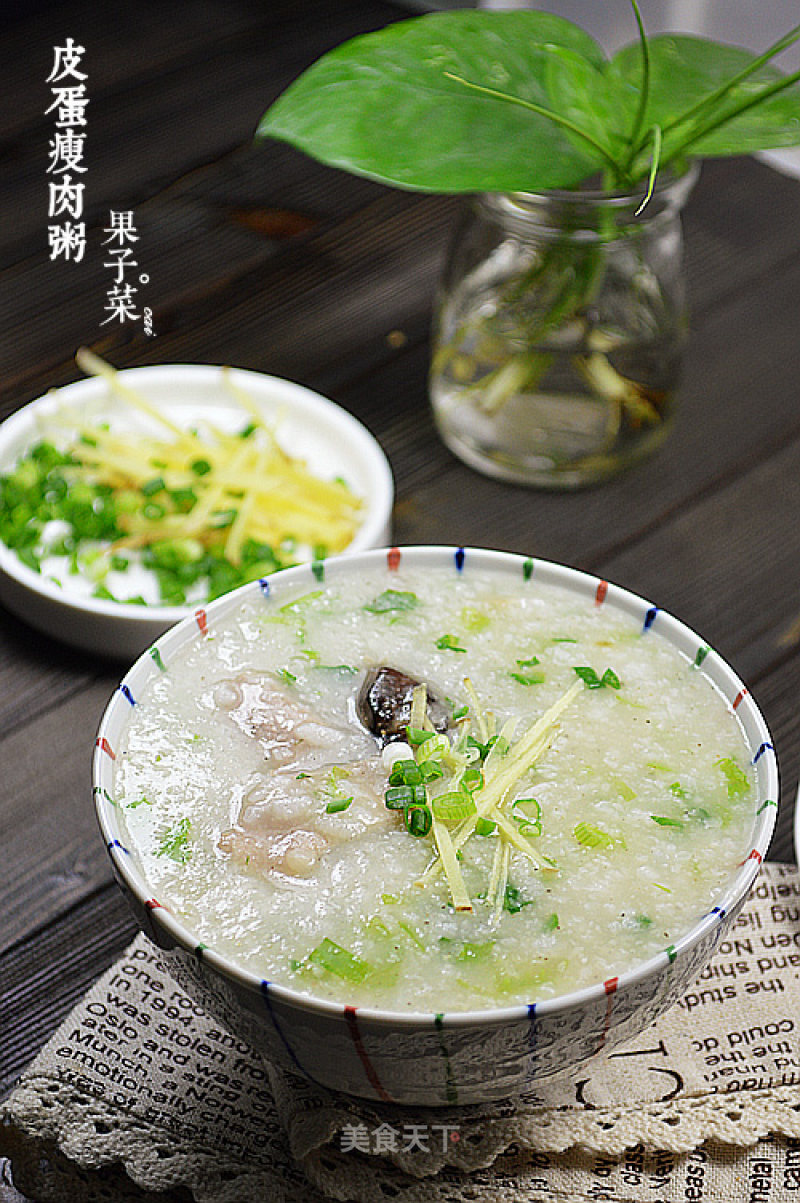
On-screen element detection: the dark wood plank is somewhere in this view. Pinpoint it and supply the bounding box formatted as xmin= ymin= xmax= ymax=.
xmin=0 ymin=148 xmax=394 ymax=404
xmin=0 ymin=0 xmax=401 ymax=271
xmin=0 ymin=883 xmax=136 ymax=1100
xmin=0 ymin=0 xmax=295 ymax=140
xmin=0 ymin=676 xmax=121 ymax=956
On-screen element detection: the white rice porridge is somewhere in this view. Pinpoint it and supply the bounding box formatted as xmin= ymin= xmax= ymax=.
xmin=115 ymin=564 xmax=758 ymax=1012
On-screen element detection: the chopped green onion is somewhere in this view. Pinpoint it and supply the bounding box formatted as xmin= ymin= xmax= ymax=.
xmin=397 ymin=920 xmax=426 ymax=950
xmin=543 ymin=912 xmax=560 ymax=931
xmin=512 ymin=796 xmax=542 ymax=836
xmin=407 ymin=726 xmax=435 ymax=746
xmin=325 ymin=796 xmax=353 ymax=814
xmin=515 ymin=655 xmax=540 ymax=667
xmin=419 ymin=759 xmax=444 ymax=783
xmin=389 ymin=759 xmax=422 ymax=786
xmin=277 ymin=668 xmax=296 ymax=685
xmin=435 ymin=634 xmax=467 ymax=653
xmin=475 ymin=817 xmax=497 ymax=837
xmin=279 ymin=590 xmax=323 ymax=614
xmin=573 ymin=666 xmax=622 ymax=690
xmin=573 ymin=821 xmax=615 ymax=849
xmin=460 ymin=607 xmax=490 ymax=632
xmin=431 ymin=791 xmax=476 ymax=825
xmin=385 ymin=785 xmax=413 ymax=810
xmin=126 ymin=795 xmax=152 ymax=809
xmin=157 ymin=817 xmax=192 ymax=863
xmin=460 ymin=766 xmax=483 ymax=792
xmin=190 ymin=458 xmax=212 ymax=476
xmin=651 ymin=814 xmax=685 ymax=828
xmin=141 ymin=476 xmax=166 ymax=497
xmin=716 ymin=757 xmax=750 ymax=798
xmin=509 ymin=670 xmax=545 ymax=686
xmin=456 ymin=940 xmax=495 ymax=963
xmin=364 ymin=589 xmax=418 ymax=614
xmin=503 ymin=883 xmax=534 ymax=914
xmin=308 ymin=937 xmax=369 ymax=983
xmin=404 ymin=803 xmax=432 ymax=837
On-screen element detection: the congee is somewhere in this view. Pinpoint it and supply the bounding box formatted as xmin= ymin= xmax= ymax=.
xmin=114 ymin=562 xmax=759 ymax=1011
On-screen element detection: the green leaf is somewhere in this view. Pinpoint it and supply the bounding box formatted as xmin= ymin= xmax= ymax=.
xmin=157 ymin=817 xmax=192 ymax=863
xmin=614 ymin=35 xmax=800 ymax=162
xmin=364 ymin=588 xmax=418 ymax=614
xmin=259 ymin=10 xmax=610 ymax=193
xmin=543 ymin=45 xmax=633 ymax=166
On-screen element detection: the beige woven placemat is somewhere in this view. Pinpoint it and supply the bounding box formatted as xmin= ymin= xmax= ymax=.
xmin=3 ymin=862 xmax=800 ymax=1202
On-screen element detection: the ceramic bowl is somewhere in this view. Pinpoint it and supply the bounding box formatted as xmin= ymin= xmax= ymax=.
xmin=94 ymin=546 xmax=778 ymax=1106
xmin=0 ymin=365 xmax=393 ymax=659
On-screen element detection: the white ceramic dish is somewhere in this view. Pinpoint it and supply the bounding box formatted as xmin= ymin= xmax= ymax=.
xmin=0 ymin=365 xmax=394 ymax=659
xmin=94 ymin=546 xmax=779 ymax=1106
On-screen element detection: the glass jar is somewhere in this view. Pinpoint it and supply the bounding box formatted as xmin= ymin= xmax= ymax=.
xmin=430 ymin=165 xmax=699 ymax=488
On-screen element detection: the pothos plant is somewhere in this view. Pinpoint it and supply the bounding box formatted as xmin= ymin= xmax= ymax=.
xmin=258 ymin=5 xmax=800 ymax=474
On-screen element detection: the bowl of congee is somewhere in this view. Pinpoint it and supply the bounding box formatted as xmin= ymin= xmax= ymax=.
xmin=95 ymin=546 xmax=778 ymax=1105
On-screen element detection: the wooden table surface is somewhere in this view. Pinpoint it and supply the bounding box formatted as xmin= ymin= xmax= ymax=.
xmin=1 ymin=0 xmax=799 ymax=1196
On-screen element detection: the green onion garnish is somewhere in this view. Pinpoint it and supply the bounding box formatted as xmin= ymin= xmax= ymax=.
xmin=385 ymin=785 xmax=413 ymax=810
xmin=512 ymin=796 xmax=542 ymax=836
xmin=419 ymin=759 xmax=444 ymax=783
xmin=460 ymin=607 xmax=490 ymax=632
xmin=503 ymin=883 xmax=534 ymax=914
xmin=364 ymin=589 xmax=418 ymax=614
xmin=157 ymin=817 xmax=192 ymax=863
xmin=509 ymin=670 xmax=545 ymax=686
xmin=435 ymin=634 xmax=467 ymax=653
xmin=190 ymin=458 xmax=212 ymax=476
xmin=325 ymin=796 xmax=353 ymax=814
xmin=572 ymin=666 xmax=622 ymax=690
xmin=431 ymin=792 xmax=476 ymax=825
xmin=475 ymin=817 xmax=497 ymax=837
xmin=308 ymin=938 xmax=369 ymax=983
xmin=456 ymin=940 xmax=495 ymax=963
xmin=716 ymin=757 xmax=750 ymax=798
xmin=515 ymin=655 xmax=540 ymax=667
xmin=404 ymin=803 xmax=432 ymax=837
xmin=389 ymin=759 xmax=422 ymax=785
xmin=460 ymin=766 xmax=483 ymax=792
xmin=651 ymin=815 xmax=685 ymax=828
xmin=573 ymin=821 xmax=615 ymax=849
xmin=407 ymin=727 xmax=435 ymax=746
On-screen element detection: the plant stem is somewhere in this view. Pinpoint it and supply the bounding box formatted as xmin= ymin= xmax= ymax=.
xmin=625 ymin=0 xmax=651 ymax=169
